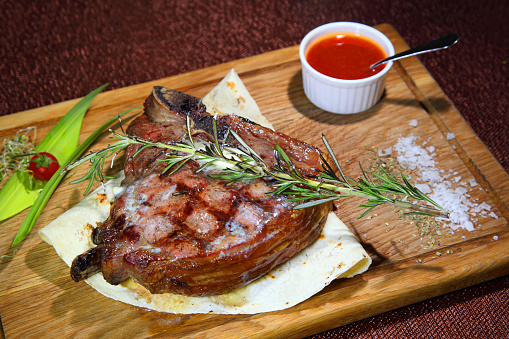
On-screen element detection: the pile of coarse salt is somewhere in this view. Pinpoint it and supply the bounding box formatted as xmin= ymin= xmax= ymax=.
xmin=384 ymin=133 xmax=496 ymax=232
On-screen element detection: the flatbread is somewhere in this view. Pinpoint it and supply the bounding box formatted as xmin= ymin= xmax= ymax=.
xmin=202 ymin=68 xmax=274 ymax=130
xmin=39 ymin=70 xmax=371 ymax=314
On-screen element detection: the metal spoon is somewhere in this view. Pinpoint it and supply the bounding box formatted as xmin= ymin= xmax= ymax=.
xmin=370 ymin=33 xmax=460 ymax=69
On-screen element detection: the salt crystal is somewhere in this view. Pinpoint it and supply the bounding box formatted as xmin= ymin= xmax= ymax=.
xmin=493 ymin=236 xmax=499 ymax=241
xmin=454 ymin=176 xmax=462 ymax=183
xmin=409 ymin=119 xmax=418 ymax=127
xmin=469 ymin=179 xmax=478 ymax=187
xmin=447 ymin=132 xmax=455 ymax=140
xmin=471 ymin=202 xmax=491 ymax=213
xmin=426 ymin=146 xmax=435 ymax=153
xmin=489 ymin=212 xmax=499 ymax=219
xmin=378 ymin=146 xmax=392 ymax=157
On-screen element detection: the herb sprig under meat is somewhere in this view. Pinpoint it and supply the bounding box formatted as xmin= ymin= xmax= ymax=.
xmin=65 ymin=116 xmax=449 ymax=218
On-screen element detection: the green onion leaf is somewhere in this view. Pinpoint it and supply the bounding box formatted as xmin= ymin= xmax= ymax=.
xmin=0 ymin=84 xmax=109 ymax=222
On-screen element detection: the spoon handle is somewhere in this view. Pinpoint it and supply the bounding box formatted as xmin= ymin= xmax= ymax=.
xmin=370 ymin=33 xmax=460 ymax=69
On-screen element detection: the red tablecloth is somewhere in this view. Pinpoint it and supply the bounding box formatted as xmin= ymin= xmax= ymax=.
xmin=1 ymin=0 xmax=507 ymax=337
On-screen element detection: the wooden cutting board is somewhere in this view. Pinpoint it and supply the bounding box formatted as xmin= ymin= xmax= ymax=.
xmin=1 ymin=24 xmax=508 ymax=338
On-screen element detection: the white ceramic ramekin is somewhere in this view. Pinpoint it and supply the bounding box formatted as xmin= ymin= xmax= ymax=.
xmin=299 ymin=22 xmax=395 ymax=114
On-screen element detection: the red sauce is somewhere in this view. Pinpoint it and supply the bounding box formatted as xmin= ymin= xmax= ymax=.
xmin=306 ymin=33 xmax=387 ymax=80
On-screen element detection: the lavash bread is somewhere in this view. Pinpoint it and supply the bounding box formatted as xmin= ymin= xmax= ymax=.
xmin=202 ymin=68 xmax=274 ymax=130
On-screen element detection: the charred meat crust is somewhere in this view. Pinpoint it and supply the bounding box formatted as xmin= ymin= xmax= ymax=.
xmin=70 ymin=247 xmax=102 ymax=282
xmin=70 ymin=87 xmax=332 ymax=296
xmin=153 ymin=86 xmax=205 ymax=117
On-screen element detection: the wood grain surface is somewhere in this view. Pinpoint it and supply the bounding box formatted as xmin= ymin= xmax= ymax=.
xmin=0 ymin=24 xmax=508 ymax=338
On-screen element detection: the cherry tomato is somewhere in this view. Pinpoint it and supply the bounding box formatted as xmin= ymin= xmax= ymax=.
xmin=28 ymin=152 xmax=60 ymax=181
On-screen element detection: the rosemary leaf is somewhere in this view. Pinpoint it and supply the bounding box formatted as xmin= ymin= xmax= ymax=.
xmin=359 ymin=206 xmax=377 ymax=219
xmin=320 ymin=134 xmax=349 ymax=185
xmin=293 ymin=196 xmax=339 ymax=209
xmin=162 ymin=156 xmax=193 ymax=176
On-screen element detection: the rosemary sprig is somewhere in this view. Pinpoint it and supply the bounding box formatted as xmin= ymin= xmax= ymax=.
xmin=264 ymin=149 xmax=448 ymax=218
xmin=65 ymin=118 xmax=448 ymax=219
xmin=65 ymin=130 xmax=198 ymax=195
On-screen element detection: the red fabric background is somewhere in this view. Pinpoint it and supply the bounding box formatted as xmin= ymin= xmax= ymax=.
xmin=1 ymin=0 xmax=507 ymax=337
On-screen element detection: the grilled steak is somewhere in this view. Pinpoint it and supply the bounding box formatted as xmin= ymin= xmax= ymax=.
xmin=71 ymin=87 xmax=332 ymax=296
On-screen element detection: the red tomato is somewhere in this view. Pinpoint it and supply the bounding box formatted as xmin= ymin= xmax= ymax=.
xmin=28 ymin=152 xmax=60 ymax=181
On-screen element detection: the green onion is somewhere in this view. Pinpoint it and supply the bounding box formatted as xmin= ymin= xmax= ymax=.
xmin=11 ymin=107 xmax=139 ymax=246
xmin=0 ymin=84 xmax=108 ymax=222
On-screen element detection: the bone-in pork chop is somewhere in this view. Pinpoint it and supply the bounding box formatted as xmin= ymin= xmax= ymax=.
xmin=70 ymin=87 xmax=332 ymax=296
